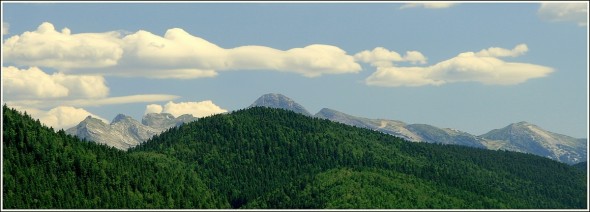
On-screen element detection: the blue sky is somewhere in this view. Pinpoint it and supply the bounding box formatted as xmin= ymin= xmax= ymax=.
xmin=2 ymin=2 xmax=588 ymax=138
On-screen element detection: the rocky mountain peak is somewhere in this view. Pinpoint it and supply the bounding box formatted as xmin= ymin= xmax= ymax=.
xmin=250 ymin=93 xmax=312 ymax=116
xmin=81 ymin=115 xmax=105 ymax=124
xmin=510 ymin=121 xmax=534 ymax=128
xmin=141 ymin=113 xmax=176 ymax=126
xmin=481 ymin=122 xmax=586 ymax=164
xmin=111 ymin=114 xmax=134 ymax=124
xmin=144 ymin=113 xmax=175 ymax=119
xmin=176 ymin=114 xmax=197 ymax=123
xmin=142 ymin=113 xmax=197 ymax=131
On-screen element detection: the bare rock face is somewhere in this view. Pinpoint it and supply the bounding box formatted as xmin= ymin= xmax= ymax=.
xmin=142 ymin=113 xmax=197 ymax=133
xmin=67 ymin=115 xmax=158 ymax=150
xmin=67 ymin=113 xmax=197 ymax=151
xmin=141 ymin=113 xmax=177 ymax=130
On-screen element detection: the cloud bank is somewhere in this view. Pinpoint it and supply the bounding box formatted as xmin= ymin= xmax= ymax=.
xmin=3 ymin=22 xmax=123 ymax=69
xmin=3 ymin=22 xmax=362 ymax=79
xmin=538 ymin=3 xmax=588 ymax=27
xmin=3 ymin=66 xmax=109 ymax=100
xmin=2 ymin=66 xmax=178 ymax=107
xmin=364 ymin=44 xmax=553 ymax=87
xmin=145 ymin=101 xmax=228 ymax=118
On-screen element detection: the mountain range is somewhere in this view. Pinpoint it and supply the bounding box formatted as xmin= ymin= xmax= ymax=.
xmin=66 ymin=93 xmax=587 ymax=164
xmin=66 ymin=112 xmax=196 ymax=150
xmin=253 ymin=94 xmax=587 ymax=164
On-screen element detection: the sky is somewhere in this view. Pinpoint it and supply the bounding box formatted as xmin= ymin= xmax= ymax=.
xmin=1 ymin=1 xmax=588 ymax=138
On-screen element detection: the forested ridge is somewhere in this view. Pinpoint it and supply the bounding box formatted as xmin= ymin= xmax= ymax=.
xmin=2 ymin=105 xmax=228 ymax=209
xmin=2 ymin=105 xmax=587 ymax=209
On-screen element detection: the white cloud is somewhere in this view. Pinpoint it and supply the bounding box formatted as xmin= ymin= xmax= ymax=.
xmin=538 ymin=3 xmax=588 ymax=27
xmin=3 ymin=22 xmax=361 ymax=79
xmin=3 ymin=22 xmax=124 ymax=69
xmin=355 ymin=47 xmax=403 ymax=67
xmin=117 ymin=28 xmax=361 ymax=78
xmin=3 ymin=65 xmax=179 ymax=108
xmin=354 ymin=47 xmax=427 ymax=68
xmin=2 ymin=66 xmax=109 ymax=99
xmin=10 ymin=105 xmax=108 ymax=130
xmin=364 ymin=44 xmax=553 ymax=87
xmin=475 ymin=44 xmax=528 ymax=58
xmin=146 ymin=100 xmax=228 ymax=118
xmin=400 ymin=3 xmax=458 ymax=10
xmin=403 ymin=51 xmax=428 ymax=64
xmin=145 ymin=104 xmax=163 ymax=114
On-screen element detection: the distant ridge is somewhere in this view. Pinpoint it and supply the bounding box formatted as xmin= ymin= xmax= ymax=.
xmin=315 ymin=108 xmax=487 ymax=149
xmin=313 ymin=106 xmax=586 ymax=164
xmin=65 ymin=93 xmax=587 ymax=164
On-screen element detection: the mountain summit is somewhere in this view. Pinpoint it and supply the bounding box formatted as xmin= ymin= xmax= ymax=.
xmin=480 ymin=121 xmax=587 ymax=164
xmin=111 ymin=114 xmax=135 ymax=124
xmin=249 ymin=93 xmax=312 ymax=116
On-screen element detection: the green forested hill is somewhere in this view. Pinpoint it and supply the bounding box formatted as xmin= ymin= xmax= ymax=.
xmin=2 ymin=105 xmax=588 ymax=209
xmin=573 ymin=161 xmax=587 ymax=174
